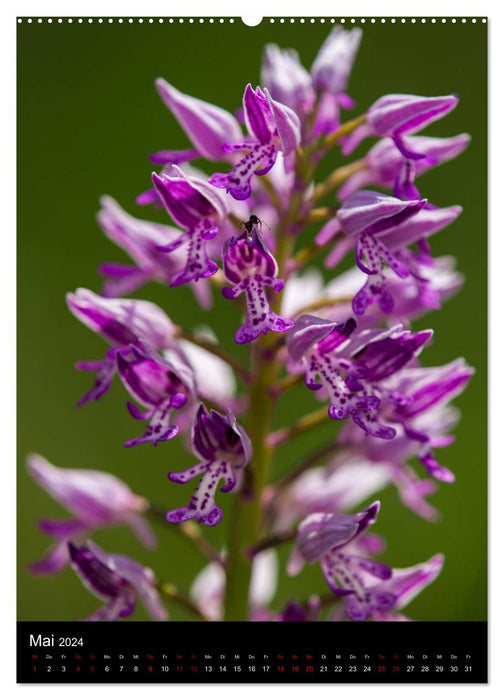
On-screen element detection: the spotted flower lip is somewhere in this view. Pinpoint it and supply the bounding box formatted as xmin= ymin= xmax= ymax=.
xmin=222 ymin=223 xmax=294 ymax=344
xmin=27 ymin=454 xmax=155 ymax=575
xmin=334 ymin=206 xmax=461 ymax=316
xmin=96 ymin=196 xmax=187 ymax=298
xmin=155 ymin=78 xmax=243 ymax=161
xmin=115 ymin=341 xmax=196 ymax=448
xmin=166 ymin=404 xmax=251 ymax=527
xmin=316 ymin=190 xmax=437 ymax=316
xmin=338 ymin=134 xmax=471 ymax=200
xmin=69 ymin=540 xmax=167 ymax=621
xmin=209 ymin=84 xmax=301 ymax=200
xmin=288 ymin=316 xmax=432 ymax=440
xmin=342 ymin=93 xmax=459 ymax=158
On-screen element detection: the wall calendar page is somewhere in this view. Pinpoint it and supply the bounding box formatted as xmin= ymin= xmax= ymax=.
xmin=16 ymin=13 xmax=488 ymax=685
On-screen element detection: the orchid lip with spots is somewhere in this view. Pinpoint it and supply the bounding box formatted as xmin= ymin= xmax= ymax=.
xmin=26 ymin=23 xmax=479 ymax=625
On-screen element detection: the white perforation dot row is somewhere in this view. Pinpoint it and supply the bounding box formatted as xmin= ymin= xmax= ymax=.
xmin=17 ymin=17 xmax=488 ymax=24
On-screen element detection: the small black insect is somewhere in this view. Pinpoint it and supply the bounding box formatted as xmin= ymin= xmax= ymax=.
xmin=241 ymin=214 xmax=270 ymax=234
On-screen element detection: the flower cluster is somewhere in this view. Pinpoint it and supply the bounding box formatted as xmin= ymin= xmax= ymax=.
xmin=28 ymin=26 xmax=473 ymax=622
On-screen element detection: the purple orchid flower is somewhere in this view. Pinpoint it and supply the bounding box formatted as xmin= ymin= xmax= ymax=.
xmin=66 ymin=288 xmax=178 ymax=406
xmin=152 ymin=165 xmax=229 ymax=285
xmin=222 ymin=222 xmax=294 ymax=344
xmin=260 ymin=28 xmax=362 ymax=140
xmin=209 ymin=84 xmax=301 ymax=200
xmin=310 ymin=27 xmax=362 ymax=136
xmin=269 ymin=458 xmax=391 ymax=533
xmin=27 ymin=454 xmax=155 ymax=575
xmin=369 ymin=554 xmax=444 ymax=621
xmin=317 ymin=190 xmax=426 ymax=272
xmin=284 ymin=255 xmax=463 ymax=328
xmin=311 ymin=27 xmax=362 ymax=95
xmin=267 ymin=442 xmax=440 ymax=529
xmin=287 ymin=315 xmax=432 ymax=439
xmin=288 ymin=502 xmax=397 ymax=621
xmin=277 ymin=598 xmax=321 ymax=622
xmin=318 ymin=201 xmax=460 ymax=267
xmin=338 ymin=358 xmax=474 ymax=483
xmin=261 ymin=44 xmax=315 ymax=117
xmin=316 ymin=190 xmax=463 ymax=315
xmin=96 ymin=196 xmax=186 ymax=297
xmin=342 ymin=93 xmax=459 ymax=159
xmin=154 ymin=78 xmax=243 ymax=161
xmin=384 ymin=360 xmax=474 ymax=482
xmin=166 ymin=404 xmax=251 ymax=526
xmin=96 ymin=196 xmax=211 ymax=307
xmin=343 ymin=449 xmax=440 ymax=522
xmin=69 ymin=540 xmax=167 ymax=621
xmin=338 ymin=133 xmax=471 ymax=200
xmin=115 ymin=341 xmax=196 ymax=448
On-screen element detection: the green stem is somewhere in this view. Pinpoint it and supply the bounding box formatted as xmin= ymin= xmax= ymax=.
xmin=289 ymin=234 xmax=341 ymax=271
xmin=147 ymin=505 xmax=225 ymax=567
xmin=319 ymin=114 xmax=367 ymax=151
xmin=223 ymin=166 xmax=303 ymax=620
xmin=261 ymin=173 xmax=283 ymax=213
xmin=270 ymin=372 xmax=304 ymax=397
xmin=178 ymin=521 xmax=226 ymax=568
xmin=311 ymin=158 xmax=366 ymax=203
xmin=157 ymin=582 xmax=206 ymax=620
xmin=267 ymin=405 xmax=329 ymax=448
xmin=247 ymin=529 xmax=297 ymax=557
xmin=302 ymin=206 xmax=338 ymax=224
xmin=223 ymin=344 xmax=280 ymax=620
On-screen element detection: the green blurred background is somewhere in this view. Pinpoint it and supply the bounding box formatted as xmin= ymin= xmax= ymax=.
xmin=17 ymin=17 xmax=487 ymax=621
